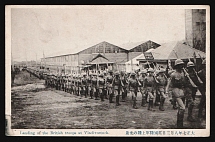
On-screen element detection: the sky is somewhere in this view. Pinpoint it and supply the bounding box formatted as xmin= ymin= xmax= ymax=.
xmin=11 ymin=6 xmax=185 ymax=62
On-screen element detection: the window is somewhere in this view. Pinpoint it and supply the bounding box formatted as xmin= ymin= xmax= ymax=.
xmin=201 ymin=22 xmax=206 ymax=31
xmin=196 ymin=22 xmax=200 ymax=31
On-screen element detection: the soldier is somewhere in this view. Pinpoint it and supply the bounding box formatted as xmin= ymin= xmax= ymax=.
xmin=72 ymin=74 xmax=77 ymax=95
xmin=156 ymin=69 xmax=168 ymax=111
xmin=154 ymin=69 xmax=161 ymax=106
xmin=103 ymin=71 xmax=108 ymax=99
xmin=139 ymin=69 xmax=148 ymax=107
xmin=91 ymin=73 xmax=99 ymax=100
xmin=198 ymin=59 xmax=206 ymax=119
xmin=112 ymin=71 xmax=124 ymax=106
xmin=57 ymin=74 xmax=61 ymax=90
xmin=81 ymin=73 xmax=87 ymax=98
xmin=98 ymin=73 xmax=105 ymax=101
xmin=165 ymin=59 xmax=186 ymax=128
xmin=71 ymin=74 xmax=75 ymax=95
xmin=87 ymin=73 xmax=93 ymax=99
xmin=184 ymin=61 xmax=199 ymax=122
xmin=77 ymin=74 xmax=82 ymax=96
xmin=120 ymin=71 xmax=128 ymax=102
xmin=106 ymin=70 xmax=114 ymax=103
xmin=128 ymin=71 xmax=139 ymax=109
xmin=145 ymin=68 xmax=156 ymax=111
xmin=53 ymin=73 xmax=57 ymax=89
xmin=168 ymin=69 xmax=178 ymax=109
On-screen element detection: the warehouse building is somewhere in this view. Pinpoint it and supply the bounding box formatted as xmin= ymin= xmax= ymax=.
xmin=41 ymin=40 xmax=160 ymax=73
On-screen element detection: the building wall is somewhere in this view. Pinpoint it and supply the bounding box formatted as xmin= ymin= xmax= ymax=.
xmin=185 ymin=9 xmax=206 ymax=52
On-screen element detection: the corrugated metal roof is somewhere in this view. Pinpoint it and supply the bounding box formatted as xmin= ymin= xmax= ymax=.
xmin=120 ymin=40 xmax=147 ymax=50
xmin=136 ymin=41 xmax=206 ymax=61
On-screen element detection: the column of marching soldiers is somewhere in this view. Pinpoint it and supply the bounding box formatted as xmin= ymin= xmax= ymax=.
xmin=27 ymin=58 xmax=206 ymax=129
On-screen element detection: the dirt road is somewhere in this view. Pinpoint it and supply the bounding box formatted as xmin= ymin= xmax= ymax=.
xmin=11 ymin=71 xmax=206 ymax=129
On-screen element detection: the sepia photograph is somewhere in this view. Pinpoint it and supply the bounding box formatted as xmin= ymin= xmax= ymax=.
xmin=5 ymin=5 xmax=210 ymax=137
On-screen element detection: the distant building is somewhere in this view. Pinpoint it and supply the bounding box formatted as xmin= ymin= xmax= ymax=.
xmin=41 ymin=40 xmax=160 ymax=73
xmin=185 ymin=9 xmax=206 ymax=52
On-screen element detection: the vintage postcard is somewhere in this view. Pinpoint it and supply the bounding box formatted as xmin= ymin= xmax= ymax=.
xmin=5 ymin=5 xmax=210 ymax=137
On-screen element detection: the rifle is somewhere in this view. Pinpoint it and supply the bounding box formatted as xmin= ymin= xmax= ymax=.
xmin=188 ymin=58 xmax=203 ymax=84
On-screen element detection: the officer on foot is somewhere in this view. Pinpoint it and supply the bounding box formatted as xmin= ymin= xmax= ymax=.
xmin=166 ymin=59 xmax=186 ymax=128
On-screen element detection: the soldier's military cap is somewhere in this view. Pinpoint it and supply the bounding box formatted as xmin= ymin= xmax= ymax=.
xmin=158 ymin=68 xmax=166 ymax=73
xmin=174 ymin=59 xmax=184 ymax=66
xmin=130 ymin=71 xmax=136 ymax=76
xmin=114 ymin=71 xmax=120 ymax=75
xmin=140 ymin=69 xmax=147 ymax=74
xmin=108 ymin=70 xmax=113 ymax=73
xmin=187 ymin=61 xmax=195 ymax=68
xmin=147 ymin=68 xmax=154 ymax=73
xmin=81 ymin=72 xmax=87 ymax=76
xmin=98 ymin=73 xmax=104 ymax=77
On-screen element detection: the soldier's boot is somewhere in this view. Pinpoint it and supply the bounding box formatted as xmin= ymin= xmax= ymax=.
xmin=104 ymin=90 xmax=108 ymax=99
xmin=154 ymin=95 xmax=160 ymax=106
xmin=132 ymin=97 xmax=137 ymax=109
xmin=95 ymin=91 xmax=99 ymax=100
xmin=159 ymin=98 xmax=165 ymax=111
xmin=187 ymin=105 xmax=196 ymax=122
xmin=177 ymin=109 xmax=185 ymax=128
xmin=122 ymin=92 xmax=126 ymax=102
xmin=109 ymin=93 xmax=114 ymax=103
xmin=148 ymin=100 xmax=155 ymax=111
xmin=84 ymin=91 xmax=87 ymax=98
xmin=100 ymin=93 xmax=104 ymax=102
xmin=116 ymin=95 xmax=121 ymax=106
xmin=90 ymin=92 xmax=93 ymax=99
xmin=171 ymin=99 xmax=178 ymax=110
xmin=141 ymin=97 xmax=147 ymax=107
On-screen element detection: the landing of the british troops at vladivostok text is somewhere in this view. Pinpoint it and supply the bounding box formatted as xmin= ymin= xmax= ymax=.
xmin=5 ymin=5 xmax=210 ymax=137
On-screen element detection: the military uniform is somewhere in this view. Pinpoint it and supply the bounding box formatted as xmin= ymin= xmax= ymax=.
xmin=128 ymin=72 xmax=139 ymax=109
xmin=81 ymin=73 xmax=87 ymax=97
xmin=87 ymin=74 xmax=93 ymax=99
xmin=98 ymin=73 xmax=105 ymax=101
xmin=198 ymin=59 xmax=206 ymax=119
xmin=77 ymin=75 xmax=82 ymax=96
xmin=166 ymin=59 xmax=186 ymax=128
xmin=139 ymin=69 xmax=147 ymax=107
xmin=91 ymin=74 xmax=99 ymax=100
xmin=121 ymin=71 xmax=128 ymax=102
xmin=112 ymin=71 xmax=123 ymax=106
xmin=156 ymin=69 xmax=168 ymax=111
xmin=145 ymin=68 xmax=156 ymax=111
xmin=106 ymin=70 xmax=114 ymax=103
